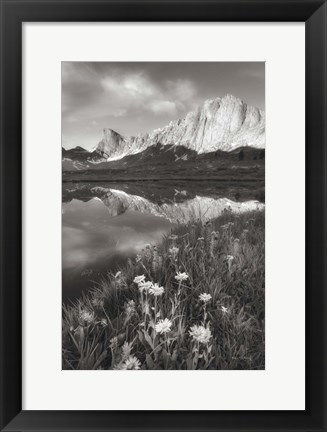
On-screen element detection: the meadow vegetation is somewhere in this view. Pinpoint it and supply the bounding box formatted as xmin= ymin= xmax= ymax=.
xmin=62 ymin=209 xmax=265 ymax=370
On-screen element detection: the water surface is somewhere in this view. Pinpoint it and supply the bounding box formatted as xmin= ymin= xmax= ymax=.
xmin=62 ymin=181 xmax=263 ymax=302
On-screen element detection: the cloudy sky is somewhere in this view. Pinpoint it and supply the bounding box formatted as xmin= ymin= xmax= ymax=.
xmin=62 ymin=62 xmax=265 ymax=150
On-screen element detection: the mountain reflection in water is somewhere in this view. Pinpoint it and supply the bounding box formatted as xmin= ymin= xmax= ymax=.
xmin=62 ymin=182 xmax=264 ymax=302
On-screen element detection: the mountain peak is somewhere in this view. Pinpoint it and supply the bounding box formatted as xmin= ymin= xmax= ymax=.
xmin=94 ymin=94 xmax=265 ymax=160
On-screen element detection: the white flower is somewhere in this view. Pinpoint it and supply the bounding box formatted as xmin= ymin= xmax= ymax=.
xmin=133 ymin=275 xmax=145 ymax=284
xmin=121 ymin=341 xmax=133 ymax=359
xmin=149 ymin=283 xmax=165 ymax=296
xmin=197 ymin=237 xmax=204 ymax=241
xmin=100 ymin=318 xmax=108 ymax=327
xmin=115 ymin=271 xmax=122 ymax=278
xmin=189 ymin=325 xmax=212 ymax=344
xmin=169 ymin=246 xmax=179 ymax=255
xmin=138 ymin=281 xmax=153 ymax=293
xmin=221 ymin=306 xmax=229 ymax=314
xmin=199 ymin=293 xmax=212 ymax=303
xmin=79 ymin=310 xmax=95 ymax=325
xmin=155 ymin=318 xmax=172 ymax=334
xmin=175 ymin=272 xmax=189 ymax=282
xmin=121 ymin=355 xmax=141 ymax=370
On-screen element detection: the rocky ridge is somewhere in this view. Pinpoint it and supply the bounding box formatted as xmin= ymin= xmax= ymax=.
xmin=95 ymin=94 xmax=265 ymax=160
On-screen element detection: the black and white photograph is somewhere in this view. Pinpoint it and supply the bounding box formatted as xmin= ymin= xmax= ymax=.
xmin=62 ymin=62 xmax=265 ymax=370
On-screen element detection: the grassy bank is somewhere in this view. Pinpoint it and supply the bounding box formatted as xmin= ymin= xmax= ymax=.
xmin=62 ymin=209 xmax=265 ymax=370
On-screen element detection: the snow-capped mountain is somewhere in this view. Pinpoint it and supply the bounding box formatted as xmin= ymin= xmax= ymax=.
xmin=95 ymin=94 xmax=265 ymax=161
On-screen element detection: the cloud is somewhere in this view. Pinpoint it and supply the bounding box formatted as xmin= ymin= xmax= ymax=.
xmin=100 ymin=71 xmax=197 ymax=117
xmin=101 ymin=72 xmax=157 ymax=100
xmin=148 ymin=100 xmax=178 ymax=116
xmin=112 ymin=109 xmax=127 ymax=118
xmin=166 ymin=79 xmax=197 ymax=102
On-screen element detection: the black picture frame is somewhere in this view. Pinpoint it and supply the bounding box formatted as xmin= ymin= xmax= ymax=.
xmin=0 ymin=0 xmax=326 ymax=431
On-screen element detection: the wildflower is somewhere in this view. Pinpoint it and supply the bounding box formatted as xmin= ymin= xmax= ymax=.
xmin=155 ymin=318 xmax=172 ymax=334
xmin=115 ymin=271 xmax=122 ymax=278
xmin=226 ymin=255 xmax=234 ymax=262
xmin=135 ymin=254 xmax=142 ymax=263
xmin=100 ymin=318 xmax=108 ymax=327
xmin=221 ymin=306 xmax=229 ymax=314
xmin=199 ymin=293 xmax=212 ymax=303
xmin=169 ymin=234 xmax=178 ymax=241
xmin=175 ymin=271 xmax=189 ymax=282
xmin=197 ymin=237 xmax=204 ymax=241
xmin=133 ymin=275 xmax=145 ymax=284
xmin=149 ymin=283 xmax=165 ymax=296
xmin=79 ymin=310 xmax=95 ymax=325
xmin=92 ymin=297 xmax=104 ymax=308
xmin=122 ymin=355 xmax=141 ymax=370
xmin=169 ymin=246 xmax=179 ymax=256
xmin=125 ymin=299 xmax=136 ymax=316
xmin=121 ymin=341 xmax=133 ymax=359
xmin=138 ymin=281 xmax=153 ymax=293
xmin=110 ymin=336 xmax=118 ymax=349
xmin=189 ymin=324 xmax=212 ymax=344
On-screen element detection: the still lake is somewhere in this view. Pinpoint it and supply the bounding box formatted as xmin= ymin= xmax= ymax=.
xmin=62 ymin=181 xmax=264 ymax=302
